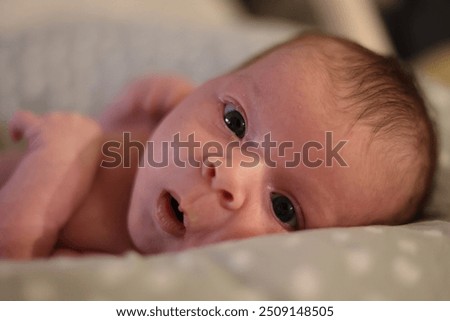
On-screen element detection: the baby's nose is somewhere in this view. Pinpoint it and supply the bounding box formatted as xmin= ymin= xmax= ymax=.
xmin=201 ymin=153 xmax=263 ymax=211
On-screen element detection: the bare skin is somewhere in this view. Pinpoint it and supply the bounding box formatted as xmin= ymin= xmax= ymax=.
xmin=0 ymin=76 xmax=194 ymax=259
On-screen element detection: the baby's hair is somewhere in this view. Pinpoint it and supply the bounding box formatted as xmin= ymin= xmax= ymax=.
xmin=312 ymin=33 xmax=437 ymax=223
xmin=239 ymin=32 xmax=437 ymax=224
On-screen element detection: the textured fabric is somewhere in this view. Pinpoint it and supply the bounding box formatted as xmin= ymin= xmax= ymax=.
xmin=1 ymin=221 xmax=450 ymax=300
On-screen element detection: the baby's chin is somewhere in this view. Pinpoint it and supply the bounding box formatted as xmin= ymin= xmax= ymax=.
xmin=126 ymin=222 xmax=154 ymax=254
xmin=125 ymin=201 xmax=169 ymax=254
xmin=126 ymin=197 xmax=149 ymax=252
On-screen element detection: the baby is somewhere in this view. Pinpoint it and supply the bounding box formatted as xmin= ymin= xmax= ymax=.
xmin=0 ymin=33 xmax=436 ymax=259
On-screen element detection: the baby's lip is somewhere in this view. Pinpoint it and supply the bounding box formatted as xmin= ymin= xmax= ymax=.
xmin=169 ymin=195 xmax=184 ymax=224
xmin=155 ymin=191 xmax=186 ymax=237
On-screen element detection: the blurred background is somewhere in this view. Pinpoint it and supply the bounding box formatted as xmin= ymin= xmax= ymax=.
xmin=239 ymin=0 xmax=450 ymax=86
xmin=242 ymin=0 xmax=449 ymax=57
xmin=0 ymin=0 xmax=448 ymax=123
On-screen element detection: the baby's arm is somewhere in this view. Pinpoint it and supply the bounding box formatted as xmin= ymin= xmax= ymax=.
xmin=99 ymin=75 xmax=194 ymax=136
xmin=0 ymin=111 xmax=102 ymax=259
xmin=0 ymin=150 xmax=22 ymax=190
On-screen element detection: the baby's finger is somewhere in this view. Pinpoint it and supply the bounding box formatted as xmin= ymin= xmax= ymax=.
xmin=143 ymin=77 xmax=194 ymax=114
xmin=162 ymin=80 xmax=194 ymax=110
xmin=8 ymin=110 xmax=40 ymax=141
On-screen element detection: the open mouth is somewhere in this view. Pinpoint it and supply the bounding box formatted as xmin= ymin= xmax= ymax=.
xmin=156 ymin=191 xmax=186 ymax=237
xmin=169 ymin=194 xmax=184 ymax=224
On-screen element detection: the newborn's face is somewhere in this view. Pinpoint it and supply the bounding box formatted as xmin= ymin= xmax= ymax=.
xmin=128 ymin=44 xmax=394 ymax=254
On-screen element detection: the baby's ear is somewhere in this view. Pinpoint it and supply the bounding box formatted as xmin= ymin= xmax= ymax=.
xmin=8 ymin=110 xmax=40 ymax=142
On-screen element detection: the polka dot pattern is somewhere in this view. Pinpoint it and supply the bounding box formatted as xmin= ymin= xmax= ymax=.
xmin=2 ymin=219 xmax=449 ymax=300
xmin=346 ymin=248 xmax=372 ymax=275
xmin=291 ymin=266 xmax=321 ymax=298
xmin=397 ymin=239 xmax=418 ymax=255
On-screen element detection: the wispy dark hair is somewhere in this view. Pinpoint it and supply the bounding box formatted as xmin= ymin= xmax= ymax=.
xmin=314 ymin=33 xmax=437 ymax=222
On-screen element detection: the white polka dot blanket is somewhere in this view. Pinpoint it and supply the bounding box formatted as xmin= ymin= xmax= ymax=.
xmin=1 ymin=1 xmax=449 ymax=300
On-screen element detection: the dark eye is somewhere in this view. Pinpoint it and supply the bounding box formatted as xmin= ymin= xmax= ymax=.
xmin=223 ymin=103 xmax=246 ymax=138
xmin=271 ymin=193 xmax=298 ymax=229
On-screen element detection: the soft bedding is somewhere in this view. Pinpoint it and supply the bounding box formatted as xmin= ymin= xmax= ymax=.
xmin=1 ymin=0 xmax=449 ymax=300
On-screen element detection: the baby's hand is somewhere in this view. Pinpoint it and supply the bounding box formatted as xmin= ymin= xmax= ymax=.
xmin=0 ymin=111 xmax=102 ymax=259
xmin=9 ymin=110 xmax=102 ymax=162
xmin=99 ymin=75 xmax=194 ymax=134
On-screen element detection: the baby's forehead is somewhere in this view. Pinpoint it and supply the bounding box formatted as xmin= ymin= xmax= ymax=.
xmin=235 ymin=47 xmax=345 ymax=125
xmin=254 ymin=35 xmax=343 ymax=67
xmin=239 ymin=39 xmax=340 ymax=95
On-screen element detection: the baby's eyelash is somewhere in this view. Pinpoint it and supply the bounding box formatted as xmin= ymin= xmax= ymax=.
xmin=222 ymin=101 xmax=247 ymax=139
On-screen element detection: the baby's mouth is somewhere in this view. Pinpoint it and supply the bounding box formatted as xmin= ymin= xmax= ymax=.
xmin=156 ymin=191 xmax=186 ymax=237
xmin=169 ymin=194 xmax=184 ymax=224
